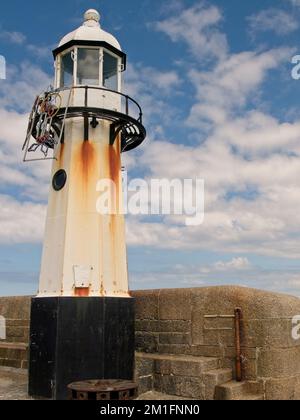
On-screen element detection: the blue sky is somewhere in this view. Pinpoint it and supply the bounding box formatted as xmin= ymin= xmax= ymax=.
xmin=1 ymin=0 xmax=300 ymax=297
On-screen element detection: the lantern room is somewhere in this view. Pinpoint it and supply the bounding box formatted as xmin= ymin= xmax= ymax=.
xmin=53 ymin=10 xmax=126 ymax=92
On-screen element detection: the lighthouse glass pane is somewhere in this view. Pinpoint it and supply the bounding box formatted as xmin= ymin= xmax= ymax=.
xmin=77 ymin=48 xmax=100 ymax=85
xmin=103 ymin=52 xmax=118 ymax=91
xmin=60 ymin=51 xmax=74 ymax=87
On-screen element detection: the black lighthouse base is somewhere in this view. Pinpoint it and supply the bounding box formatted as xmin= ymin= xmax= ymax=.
xmin=28 ymin=297 xmax=135 ymax=400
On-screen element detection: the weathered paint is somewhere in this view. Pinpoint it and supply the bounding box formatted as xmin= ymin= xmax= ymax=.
xmin=78 ymin=140 xmax=96 ymax=188
xmin=38 ymin=118 xmax=129 ymax=298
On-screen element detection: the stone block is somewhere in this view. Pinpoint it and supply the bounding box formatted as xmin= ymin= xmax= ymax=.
xmin=218 ymin=329 xmax=236 ymax=347
xmin=159 ymin=289 xmax=192 ymax=321
xmin=258 ymin=348 xmax=300 ymax=378
xmin=158 ymin=344 xmax=191 ymax=355
xmin=155 ymin=356 xmax=218 ymax=377
xmin=203 ymin=368 xmax=233 ymax=400
xmin=136 ymin=332 xmax=159 ymax=353
xmin=154 ymin=374 xmax=205 ymax=399
xmin=159 ymin=320 xmax=191 ymax=333
xmin=191 ymin=345 xmax=223 ymax=358
xmin=159 ymin=333 xmax=191 ymax=345
xmin=135 ymin=320 xmax=160 ymax=333
xmin=0 ymin=297 xmax=31 ymax=320
xmin=6 ymin=327 xmax=26 ymax=338
xmin=265 ymin=377 xmax=297 ymax=400
xmin=0 ymin=358 xmax=22 ymax=369
xmin=132 ymin=291 xmax=159 ymax=321
xmin=5 ymin=319 xmax=30 ymax=327
xmin=0 ymin=347 xmax=27 ymax=360
xmin=204 ymin=317 xmax=234 ymax=330
xmin=202 ymin=329 xmax=220 ymax=346
xmin=135 ymin=356 xmax=155 ymax=377
xmin=138 ymin=376 xmax=153 ymax=395
xmin=243 ymin=319 xmax=299 ymax=349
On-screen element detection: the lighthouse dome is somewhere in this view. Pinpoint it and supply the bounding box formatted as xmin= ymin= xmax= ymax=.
xmin=57 ymin=9 xmax=122 ymax=51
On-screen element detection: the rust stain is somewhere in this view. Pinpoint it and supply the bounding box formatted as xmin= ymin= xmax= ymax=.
xmin=100 ymin=282 xmax=105 ymax=297
xmin=108 ymin=138 xmax=121 ymax=188
xmin=58 ymin=142 xmax=65 ymax=165
xmin=107 ymin=137 xmax=122 ymax=290
xmin=75 ymin=287 xmax=90 ymax=297
xmin=79 ymin=140 xmax=96 ymax=187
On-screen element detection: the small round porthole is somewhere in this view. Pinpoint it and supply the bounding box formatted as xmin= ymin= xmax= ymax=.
xmin=52 ymin=169 xmax=67 ymax=191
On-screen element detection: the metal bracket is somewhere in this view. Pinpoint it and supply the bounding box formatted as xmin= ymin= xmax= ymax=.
xmin=109 ymin=122 xmax=123 ymax=146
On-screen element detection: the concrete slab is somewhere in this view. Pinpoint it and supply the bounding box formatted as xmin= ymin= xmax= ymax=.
xmin=0 ymin=367 xmax=31 ymax=400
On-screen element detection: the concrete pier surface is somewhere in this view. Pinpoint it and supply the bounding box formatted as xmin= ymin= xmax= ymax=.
xmin=0 ymin=367 xmax=31 ymax=400
xmin=0 ymin=367 xmax=166 ymax=401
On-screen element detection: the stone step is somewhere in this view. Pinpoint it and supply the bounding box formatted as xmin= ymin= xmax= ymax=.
xmin=0 ymin=342 xmax=29 ymax=370
xmin=137 ymin=352 xmax=219 ymax=377
xmin=234 ymin=394 xmax=264 ymax=401
xmin=215 ymin=381 xmax=247 ymax=400
xmin=215 ymin=380 xmax=263 ymax=401
xmin=0 ymin=342 xmax=28 ymax=350
xmin=136 ymin=352 xmax=221 ymax=399
xmin=202 ymin=368 xmax=233 ymax=400
xmin=137 ymin=391 xmax=196 ymax=400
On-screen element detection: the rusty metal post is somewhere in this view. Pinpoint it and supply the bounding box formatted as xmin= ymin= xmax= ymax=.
xmin=234 ymin=307 xmax=243 ymax=382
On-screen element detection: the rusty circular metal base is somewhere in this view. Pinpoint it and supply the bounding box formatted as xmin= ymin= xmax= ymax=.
xmin=68 ymin=380 xmax=138 ymax=401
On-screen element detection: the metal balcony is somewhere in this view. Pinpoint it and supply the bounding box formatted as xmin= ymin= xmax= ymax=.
xmin=22 ymin=86 xmax=147 ymax=162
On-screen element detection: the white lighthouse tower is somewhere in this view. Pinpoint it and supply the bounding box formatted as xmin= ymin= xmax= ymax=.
xmin=24 ymin=10 xmax=146 ymax=400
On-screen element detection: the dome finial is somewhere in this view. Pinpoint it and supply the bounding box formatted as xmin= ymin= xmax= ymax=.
xmin=84 ymin=9 xmax=100 ymax=27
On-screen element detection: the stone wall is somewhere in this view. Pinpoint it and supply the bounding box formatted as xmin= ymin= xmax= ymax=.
xmin=1 ymin=287 xmax=300 ymax=399
xmin=0 ymin=297 xmax=31 ymax=369
xmin=132 ymin=287 xmax=300 ymax=400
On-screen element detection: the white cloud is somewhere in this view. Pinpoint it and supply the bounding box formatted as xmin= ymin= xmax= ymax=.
xmin=288 ymin=0 xmax=300 ymax=7
xmin=0 ymin=63 xmax=52 ymax=204
xmin=188 ymin=47 xmax=292 ymax=118
xmin=0 ymin=61 xmax=52 ymax=112
xmin=130 ymin=258 xmax=300 ymax=297
xmin=26 ymin=44 xmax=53 ymax=59
xmin=0 ymin=194 xmax=46 ymax=244
xmin=124 ymin=42 xmax=300 ymax=264
xmin=215 ymin=257 xmax=251 ymax=271
xmin=248 ymin=8 xmax=298 ymax=36
xmin=126 ymin=64 xmax=181 ymax=97
xmin=152 ymin=3 xmax=228 ymax=61
xmin=0 ymin=29 xmax=26 ymax=45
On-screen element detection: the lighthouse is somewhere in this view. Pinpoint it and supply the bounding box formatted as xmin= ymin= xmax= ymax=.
xmin=24 ymin=9 xmax=146 ymax=400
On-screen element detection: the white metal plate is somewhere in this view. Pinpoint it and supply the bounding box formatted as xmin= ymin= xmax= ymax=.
xmin=73 ymin=265 xmax=93 ymax=288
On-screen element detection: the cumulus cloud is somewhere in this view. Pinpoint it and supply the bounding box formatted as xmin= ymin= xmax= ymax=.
xmin=187 ymin=47 xmax=293 ymax=121
xmin=0 ymin=194 xmax=46 ymax=244
xmin=0 ymin=62 xmax=52 ymax=205
xmin=0 ymin=29 xmax=26 ymax=45
xmin=0 ymin=61 xmax=52 ymax=112
xmin=248 ymin=8 xmax=298 ymax=36
xmin=214 ymin=257 xmax=251 ymax=271
xmin=124 ymin=27 xmax=300 ymax=266
xmin=152 ymin=3 xmax=228 ymax=61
